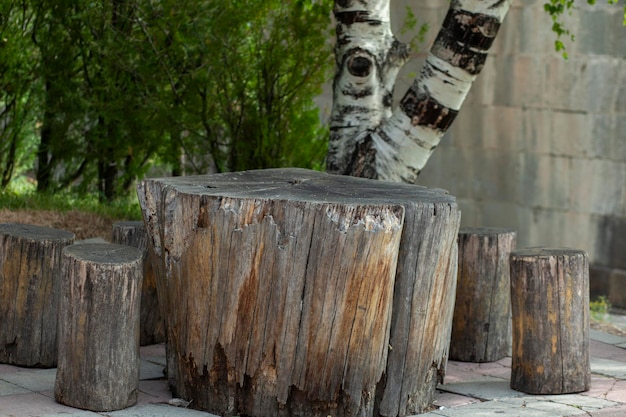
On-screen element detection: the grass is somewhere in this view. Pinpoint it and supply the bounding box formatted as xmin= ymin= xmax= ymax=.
xmin=0 ymin=189 xmax=142 ymax=221
xmin=590 ymin=295 xmax=611 ymax=322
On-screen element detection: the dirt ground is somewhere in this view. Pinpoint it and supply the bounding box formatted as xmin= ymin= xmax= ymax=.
xmin=0 ymin=209 xmax=116 ymax=241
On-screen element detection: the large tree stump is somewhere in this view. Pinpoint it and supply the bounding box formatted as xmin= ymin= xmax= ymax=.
xmin=449 ymin=227 xmax=516 ymax=362
xmin=137 ymin=168 xmax=461 ymax=417
xmin=510 ymin=247 xmax=590 ymax=395
xmin=0 ymin=223 xmax=75 ymax=367
xmin=112 ymin=221 xmax=165 ymax=345
xmin=55 ymin=243 xmax=143 ymax=412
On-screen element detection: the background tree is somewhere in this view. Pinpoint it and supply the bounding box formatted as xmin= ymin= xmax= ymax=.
xmin=2 ymin=0 xmax=331 ymax=200
xmin=0 ymin=1 xmax=38 ymax=188
xmin=140 ymin=0 xmax=332 ymax=175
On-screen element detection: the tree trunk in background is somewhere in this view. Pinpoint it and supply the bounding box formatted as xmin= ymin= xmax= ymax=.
xmin=328 ymin=0 xmax=512 ymax=182
xmin=36 ymin=82 xmax=59 ymax=192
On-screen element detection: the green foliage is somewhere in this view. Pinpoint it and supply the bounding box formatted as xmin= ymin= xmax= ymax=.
xmin=400 ymin=5 xmax=430 ymax=53
xmin=143 ymin=0 xmax=333 ymax=174
xmin=544 ymin=0 xmax=626 ymax=58
xmin=590 ymin=295 xmax=611 ymax=322
xmin=0 ymin=0 xmax=333 ymax=201
xmin=0 ymin=1 xmax=39 ymax=188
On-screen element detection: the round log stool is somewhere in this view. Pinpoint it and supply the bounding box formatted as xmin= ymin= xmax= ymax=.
xmin=137 ymin=168 xmax=461 ymax=417
xmin=112 ymin=221 xmax=165 ymax=346
xmin=55 ymin=243 xmax=143 ymax=412
xmin=510 ymin=247 xmax=590 ymax=394
xmin=449 ymin=227 xmax=516 ymax=362
xmin=0 ymin=223 xmax=75 ymax=367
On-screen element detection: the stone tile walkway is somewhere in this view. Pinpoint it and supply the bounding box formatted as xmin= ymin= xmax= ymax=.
xmin=1 ymin=325 xmax=625 ymax=416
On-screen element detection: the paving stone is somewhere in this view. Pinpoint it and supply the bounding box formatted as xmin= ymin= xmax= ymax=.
xmin=140 ymin=359 xmax=166 ymax=380
xmin=601 ymin=379 xmax=626 ymax=403
xmin=583 ymin=375 xmax=622 ymax=400
xmin=590 ymin=339 xmax=626 ymax=361
xmin=443 ymin=368 xmax=504 ymax=385
xmin=476 ymin=362 xmax=512 ymax=380
xmin=422 ymin=398 xmax=588 ymax=416
xmin=590 ymin=329 xmax=626 ymax=346
xmin=0 ymin=379 xmax=31 ymax=396
xmin=0 ymin=368 xmax=56 ymax=392
xmin=106 ymin=403 xmax=219 ymax=417
xmin=588 ymin=404 xmax=626 ymax=416
xmin=38 ymin=389 xmax=56 ymax=400
xmin=438 ymin=378 xmax=527 ymax=401
xmin=0 ymin=392 xmax=93 ymax=417
xmin=140 ymin=343 xmax=166 ymax=358
xmin=142 ymin=355 xmax=167 ymax=367
xmin=591 ymin=358 xmax=626 ymax=380
xmin=0 ymin=364 xmax=22 ymax=374
xmin=137 ymin=379 xmax=172 ymax=405
xmin=443 ymin=360 xmax=507 ymax=384
xmin=499 ymin=398 xmax=594 ymax=416
xmin=529 ymin=394 xmax=617 ymax=412
xmin=432 ymin=390 xmax=481 ymax=408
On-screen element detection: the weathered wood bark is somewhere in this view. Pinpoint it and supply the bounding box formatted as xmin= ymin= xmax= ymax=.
xmin=510 ymin=247 xmax=590 ymax=395
xmin=0 ymin=223 xmax=74 ymax=367
xmin=137 ymin=168 xmax=461 ymax=417
xmin=328 ymin=0 xmax=512 ymax=181
xmin=55 ymin=243 xmax=143 ymax=412
xmin=112 ymin=221 xmax=165 ymax=346
xmin=449 ymin=227 xmax=516 ymax=362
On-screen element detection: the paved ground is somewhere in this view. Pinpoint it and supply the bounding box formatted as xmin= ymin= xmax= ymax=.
xmin=1 ymin=318 xmax=625 ymax=417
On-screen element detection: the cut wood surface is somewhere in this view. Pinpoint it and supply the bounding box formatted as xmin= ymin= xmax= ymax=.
xmin=55 ymin=243 xmax=143 ymax=412
xmin=449 ymin=227 xmax=516 ymax=363
xmin=510 ymin=247 xmax=590 ymax=395
xmin=137 ymin=168 xmax=461 ymax=417
xmin=0 ymin=223 xmax=74 ymax=367
xmin=112 ymin=221 xmax=165 ymax=345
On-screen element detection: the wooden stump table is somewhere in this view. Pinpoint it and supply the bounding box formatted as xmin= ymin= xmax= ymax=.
xmin=137 ymin=168 xmax=461 ymax=417
xmin=55 ymin=243 xmax=143 ymax=412
xmin=449 ymin=227 xmax=516 ymax=362
xmin=510 ymin=247 xmax=590 ymax=394
xmin=112 ymin=221 xmax=165 ymax=345
xmin=0 ymin=223 xmax=75 ymax=367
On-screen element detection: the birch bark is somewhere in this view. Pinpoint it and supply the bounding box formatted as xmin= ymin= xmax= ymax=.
xmin=328 ymin=0 xmax=512 ymax=182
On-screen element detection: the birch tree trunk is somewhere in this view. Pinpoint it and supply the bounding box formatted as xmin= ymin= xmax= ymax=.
xmin=328 ymin=0 xmax=512 ymax=181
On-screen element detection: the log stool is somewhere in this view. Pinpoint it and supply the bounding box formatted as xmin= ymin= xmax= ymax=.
xmin=450 ymin=227 xmax=516 ymax=362
xmin=112 ymin=221 xmax=165 ymax=345
xmin=0 ymin=223 xmax=74 ymax=367
xmin=55 ymin=243 xmax=143 ymax=412
xmin=137 ymin=168 xmax=461 ymax=417
xmin=510 ymin=247 xmax=590 ymax=394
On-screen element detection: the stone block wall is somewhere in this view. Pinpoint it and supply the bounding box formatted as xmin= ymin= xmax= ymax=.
xmin=404 ymin=0 xmax=626 ymax=277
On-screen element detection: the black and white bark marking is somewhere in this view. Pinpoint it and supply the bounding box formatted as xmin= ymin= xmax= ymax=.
xmin=328 ymin=0 xmax=511 ymax=183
